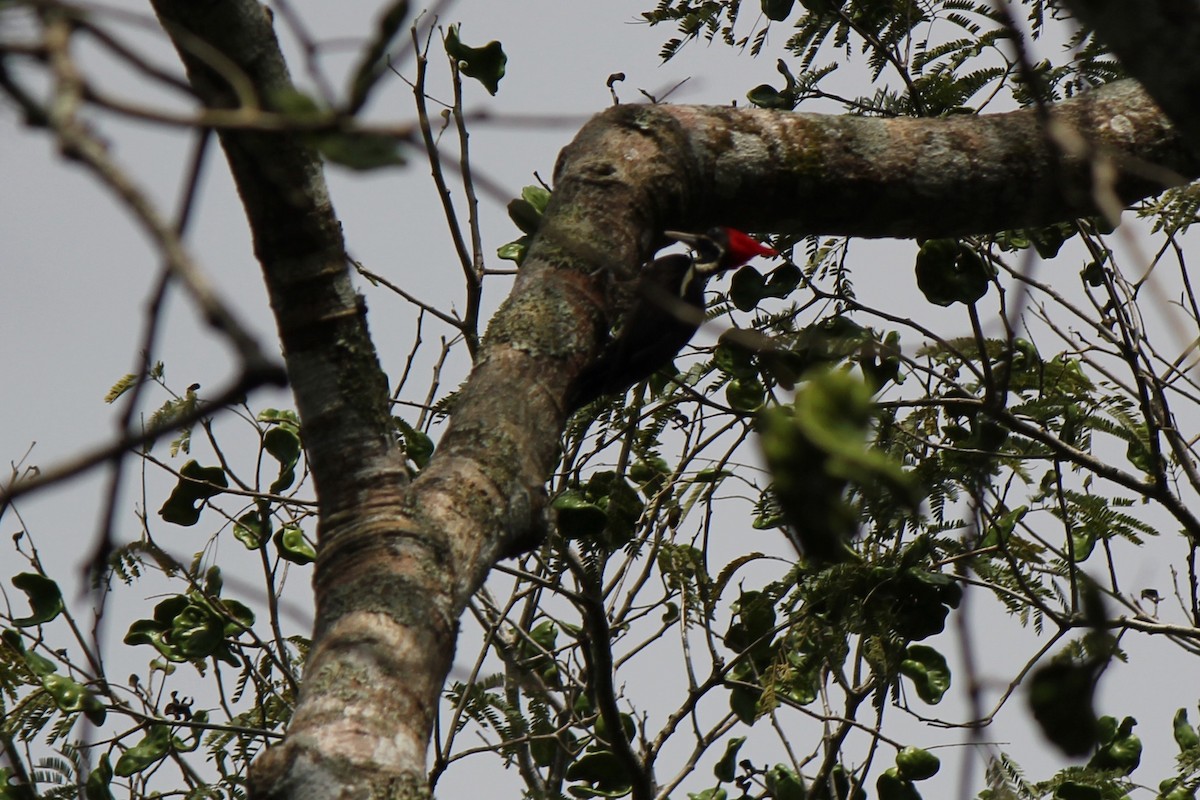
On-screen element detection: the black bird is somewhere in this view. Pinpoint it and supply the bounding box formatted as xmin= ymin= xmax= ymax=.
xmin=571 ymin=227 xmax=777 ymax=409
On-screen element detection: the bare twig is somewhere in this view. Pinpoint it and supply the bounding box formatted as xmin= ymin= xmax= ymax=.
xmin=0 ymin=370 xmax=285 ymax=509
xmin=39 ymin=10 xmax=281 ymax=377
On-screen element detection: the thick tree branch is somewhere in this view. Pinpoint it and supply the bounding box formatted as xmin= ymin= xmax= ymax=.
xmin=1060 ymin=0 xmax=1200 ymax=153
xmin=450 ymin=77 xmax=1200 ymax=508
xmin=138 ymin=3 xmax=1200 ymax=796
xmin=552 ymin=78 xmax=1196 ymax=244
xmin=147 ymin=4 xmax=437 ymax=799
xmin=149 ymin=0 xmax=397 ymax=502
xmin=346 ymin=73 xmax=1200 ymax=797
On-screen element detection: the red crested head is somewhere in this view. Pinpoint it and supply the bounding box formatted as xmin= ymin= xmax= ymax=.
xmin=663 ymin=227 xmax=778 ymax=274
xmin=720 ymin=227 xmax=778 ymax=268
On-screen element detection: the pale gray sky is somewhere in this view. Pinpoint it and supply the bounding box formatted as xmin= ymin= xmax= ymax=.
xmin=1 ymin=2 xmax=1192 ymax=798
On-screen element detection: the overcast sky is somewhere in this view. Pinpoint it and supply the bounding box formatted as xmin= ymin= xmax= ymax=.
xmin=2 ymin=2 xmax=1193 ymax=798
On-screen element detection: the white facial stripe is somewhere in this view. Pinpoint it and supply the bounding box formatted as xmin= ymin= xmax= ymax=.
xmin=680 ymin=265 xmax=698 ymax=295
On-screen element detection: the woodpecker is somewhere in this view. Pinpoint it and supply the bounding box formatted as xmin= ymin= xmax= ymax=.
xmin=570 ymin=227 xmax=777 ymax=409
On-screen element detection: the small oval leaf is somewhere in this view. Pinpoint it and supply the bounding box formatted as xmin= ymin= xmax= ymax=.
xmin=12 ymin=572 xmax=64 ymax=627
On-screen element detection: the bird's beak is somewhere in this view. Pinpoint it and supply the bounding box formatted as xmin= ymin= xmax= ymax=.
xmin=662 ymin=230 xmax=704 ymax=248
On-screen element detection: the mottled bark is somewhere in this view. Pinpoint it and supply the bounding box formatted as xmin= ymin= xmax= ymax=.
xmin=145 ymin=3 xmax=1200 ymax=798
xmin=1062 ymin=0 xmax=1200 ymax=153
xmin=548 ymin=80 xmax=1196 ymax=244
xmin=149 ymin=3 xmax=431 ymax=798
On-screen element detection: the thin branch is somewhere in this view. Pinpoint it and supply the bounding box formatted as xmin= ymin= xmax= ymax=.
xmin=0 ymin=370 xmax=285 ymax=509
xmin=410 ymin=23 xmax=481 ymax=358
xmin=353 ymin=258 xmax=464 ymax=329
xmin=39 ymin=11 xmax=281 ymax=377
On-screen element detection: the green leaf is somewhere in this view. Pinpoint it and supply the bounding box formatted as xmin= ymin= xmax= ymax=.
xmin=264 ymin=425 xmax=301 ymax=493
xmin=765 ymin=765 xmax=805 ymax=800
xmin=758 ymin=349 xmax=808 ymax=391
xmin=270 ymin=87 xmax=325 ymax=119
xmin=233 ymin=511 xmax=269 ymax=550
xmin=497 ymin=237 xmax=530 ymax=263
xmin=124 ymin=596 xmax=183 ymax=646
xmin=899 ymin=644 xmax=951 ymax=704
xmin=726 ymin=377 xmax=765 ymax=412
xmin=713 ymin=736 xmax=746 ymax=782
xmin=445 ymin=26 xmax=506 ymax=95
xmin=1028 ymin=659 xmax=1099 ymax=756
xmin=588 ymin=472 xmax=644 ymax=548
xmin=713 ymin=339 xmax=758 ymax=379
xmin=122 ymin=619 xmax=163 ymax=649
xmin=158 ymin=461 xmax=227 ymax=526
xmin=1089 ymin=715 xmax=1141 ymax=774
xmin=889 ymin=568 xmax=960 ymax=640
xmin=104 ymin=373 xmax=138 ymax=404
xmin=762 ymin=0 xmax=796 ymax=21
xmin=11 ymin=572 xmax=63 ymax=626
xmin=204 ymin=565 xmax=223 ymax=596
xmin=520 ymin=184 xmax=551 ymax=213
xmin=396 ymin=418 xmax=435 ymax=469
xmin=729 ymin=683 xmax=760 ymax=724
xmin=553 ymin=490 xmax=609 ymax=539
xmin=746 ymin=84 xmax=794 ymax=109
xmin=274 ymin=526 xmax=316 ymax=565
xmin=629 ymin=457 xmax=671 ymax=495
xmin=3 ymin=629 xmax=58 ymax=676
xmin=810 ymin=766 xmax=852 ymax=800
xmin=123 ymin=593 xmax=248 ymax=666
xmin=516 ymin=620 xmax=560 ymax=685
xmin=498 ymin=188 xmax=549 ymax=264
xmin=171 ymin=603 xmax=226 ymax=659
xmin=216 ymin=597 xmax=255 ymax=634
xmin=114 ymin=725 xmax=172 ymax=776
xmin=748 ymin=60 xmax=804 ymax=110
xmin=914 ymin=239 xmax=991 ymax=306
xmin=765 ymin=263 xmax=802 ymax=296
xmin=595 ymin=711 xmax=636 ymax=746
xmin=793 ymin=369 xmax=914 ymax=492
xmin=1082 ymin=261 xmax=1106 ymax=287
xmin=0 ymin=767 xmax=36 ymax=800
xmin=725 ymin=591 xmax=777 ymax=663
xmin=730 ymin=265 xmax=768 ymax=310
xmin=860 ymin=329 xmax=903 ymax=392
xmin=529 ymin=620 xmax=558 ymax=651
xmin=566 ymin=750 xmax=634 ymax=798
xmin=877 ymin=768 xmax=922 ymax=800
xmin=1160 ymin=779 xmax=1196 ymax=800
xmin=507 ymin=198 xmax=542 ymax=235
xmin=1023 ymin=222 xmax=1075 ymax=258
xmin=42 ymin=673 xmax=106 ymax=725
xmin=694 ymin=467 xmax=731 ymax=483
xmin=895 ymin=746 xmax=940 ymax=781
xmin=258 ymin=408 xmax=301 ymax=427
xmin=1174 ymin=708 xmax=1200 ymax=752
xmin=530 ymin=720 xmax=573 ymax=767
xmin=24 ymin=648 xmax=58 ymax=676
xmin=316 ymin=131 xmax=406 ymax=171
xmin=1125 ymin=426 xmax=1155 ymax=474
xmin=1055 ymin=782 xmax=1101 ymax=800
xmin=86 ymin=755 xmax=115 ymax=800
xmin=759 ymin=369 xmax=918 ymax=564
xmin=980 ymin=505 xmax=1027 ymax=549
xmin=729 ymin=263 xmax=802 ymax=310
xmin=1070 ymin=528 xmax=1096 ymax=561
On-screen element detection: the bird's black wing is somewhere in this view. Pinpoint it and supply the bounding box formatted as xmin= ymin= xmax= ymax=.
xmin=569 ymin=254 xmax=703 ymax=409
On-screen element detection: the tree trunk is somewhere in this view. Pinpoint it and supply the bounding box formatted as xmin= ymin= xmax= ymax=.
xmin=146 ymin=2 xmax=1200 ymax=797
